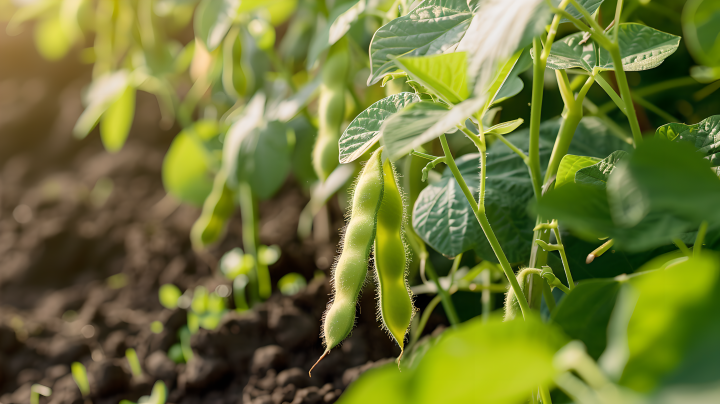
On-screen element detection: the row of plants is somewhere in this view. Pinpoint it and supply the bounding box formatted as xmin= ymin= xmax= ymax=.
xmin=5 ymin=0 xmax=720 ymax=402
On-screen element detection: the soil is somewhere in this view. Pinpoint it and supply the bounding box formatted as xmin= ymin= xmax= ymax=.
xmin=0 ymin=23 xmax=447 ymax=404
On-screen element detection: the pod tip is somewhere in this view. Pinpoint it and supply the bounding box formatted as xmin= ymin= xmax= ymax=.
xmin=309 ymin=350 xmax=329 ymax=377
xmin=586 ymin=254 xmax=596 ymax=264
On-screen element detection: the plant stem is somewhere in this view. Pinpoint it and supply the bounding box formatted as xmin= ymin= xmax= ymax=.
xmin=542 ymin=282 xmax=556 ymax=312
xmin=673 ymin=238 xmax=692 ymax=256
xmin=631 ymin=93 xmax=680 ymax=123
xmin=409 ymin=295 xmax=442 ymax=348
xmin=694 ymin=221 xmax=709 ymax=257
xmin=423 ymin=258 xmax=461 ymax=326
xmin=238 ymin=181 xmax=270 ymax=302
xmin=587 ymin=238 xmax=615 ymax=263
xmin=539 ymin=385 xmax=553 ymax=404
xmin=608 ymin=45 xmax=643 ymax=146
xmin=438 ymin=134 xmax=531 ymax=319
xmin=552 ymin=226 xmax=575 ymax=290
xmin=594 ymin=73 xmax=627 ymax=115
xmin=481 ymin=269 xmax=492 ymax=322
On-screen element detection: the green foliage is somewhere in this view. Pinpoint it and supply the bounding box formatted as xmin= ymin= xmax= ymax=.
xmin=395 ymin=53 xmax=470 ymax=104
xmin=655 ymin=114 xmax=720 ymax=174
xmin=126 ymin=348 xmax=143 ymax=377
xmin=338 ymin=316 xmax=567 ymax=404
xmin=71 ymin=362 xmax=90 ymax=397
xmin=682 ymin=0 xmax=720 ymax=67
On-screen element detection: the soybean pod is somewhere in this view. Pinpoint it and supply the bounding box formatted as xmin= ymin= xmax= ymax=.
xmin=312 ymin=39 xmax=349 ymax=181
xmin=190 ymin=170 xmax=235 ymax=250
xmin=374 ymin=159 xmax=414 ymax=358
xmin=310 ymin=148 xmax=384 ymax=376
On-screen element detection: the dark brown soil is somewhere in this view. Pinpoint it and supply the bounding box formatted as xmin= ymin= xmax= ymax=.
xmin=0 ymin=23 xmax=446 ymax=404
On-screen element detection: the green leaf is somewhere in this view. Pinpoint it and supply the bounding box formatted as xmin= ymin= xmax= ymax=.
xmin=655 ymin=114 xmax=720 ymax=175
xmin=682 ymin=0 xmax=720 ymax=67
xmin=338 ymin=316 xmax=567 ymax=404
xmin=414 ymin=117 xmax=629 ymax=261
xmin=277 ymin=273 xmax=307 ymax=296
xmin=71 ymin=362 xmax=90 ymax=397
xmin=236 ymin=121 xmax=294 ymax=200
xmin=395 ymin=52 xmax=469 ymax=103
xmin=621 ymin=253 xmax=720 ymax=392
xmin=367 ymin=0 xmax=473 ymax=85
xmin=551 ymin=279 xmax=622 ymax=359
xmin=607 ymin=139 xmax=720 ymax=227
xmin=194 ymin=0 xmax=239 ymax=51
xmin=560 ymin=0 xmax=606 ymax=24
xmin=555 ymin=154 xmax=601 ymax=189
xmin=238 ymin=0 xmax=296 ymax=26
xmin=547 ymin=24 xmax=681 ymax=72
xmin=73 ymin=71 xmax=131 ymax=139
xmin=100 ymin=86 xmax=136 ymax=153
xmin=537 ymin=182 xmax=695 ymax=251
xmin=339 ymin=93 xmax=420 ymax=164
xmin=491 ymin=49 xmax=532 ymax=105
xmin=162 ymin=120 xmax=220 ymax=206
xmin=575 ymin=150 xmax=629 ymax=189
xmin=485 ymin=118 xmax=524 ymax=136
xmin=380 ymin=101 xmax=451 ymax=161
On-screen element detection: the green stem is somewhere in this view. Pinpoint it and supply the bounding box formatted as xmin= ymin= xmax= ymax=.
xmin=423 ymin=258 xmax=461 ymax=326
xmin=540 ymin=385 xmax=553 ymax=404
xmin=694 ymin=221 xmax=709 ymax=257
xmin=631 ymin=93 xmax=680 ymax=123
xmin=552 ymin=226 xmax=575 ymax=290
xmin=438 ymin=134 xmax=531 ymax=319
xmin=608 ymin=45 xmax=643 ymax=146
xmin=481 ymin=269 xmax=492 ymax=322
xmin=594 ymin=73 xmax=627 ymax=115
xmin=542 ymin=281 xmax=556 ymax=312
xmin=673 ymin=238 xmax=692 ymax=257
xmin=409 ymin=295 xmax=442 ymax=348
xmin=238 ymin=181 xmax=269 ymax=302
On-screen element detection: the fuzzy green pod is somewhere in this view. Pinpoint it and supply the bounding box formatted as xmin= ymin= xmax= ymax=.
xmin=190 ymin=170 xmax=235 ymax=249
xmin=312 ymin=40 xmax=349 ymax=181
xmin=374 ymin=159 xmax=414 ymax=356
xmin=311 ymin=148 xmax=384 ymax=375
xmin=504 ymin=268 xmax=534 ymax=321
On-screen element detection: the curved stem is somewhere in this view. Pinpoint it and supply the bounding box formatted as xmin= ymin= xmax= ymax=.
xmin=608 ymin=45 xmax=643 ymax=146
xmin=423 ymin=258 xmax=461 ymax=326
xmin=438 ymin=135 xmax=531 ymax=319
xmin=694 ymin=221 xmax=709 ymax=257
xmin=409 ymin=295 xmax=442 ymax=348
xmin=552 ymin=226 xmax=575 ymax=290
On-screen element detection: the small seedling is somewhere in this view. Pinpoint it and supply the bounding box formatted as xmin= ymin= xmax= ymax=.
xmin=158 ymin=284 xmax=181 ymax=309
xmin=71 ymin=362 xmax=90 ymax=397
xmin=30 ymin=384 xmax=52 ymax=404
xmin=119 ymin=380 xmax=166 ymax=404
xmin=126 ymin=348 xmax=143 ymax=378
xmin=278 ymin=273 xmax=307 ymax=296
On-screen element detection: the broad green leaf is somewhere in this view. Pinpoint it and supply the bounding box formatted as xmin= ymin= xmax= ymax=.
xmin=236 ymin=121 xmax=294 ymax=200
xmin=560 ymin=0 xmax=605 ymax=24
xmin=338 ymin=316 xmax=567 ymax=404
xmin=73 ymin=71 xmax=131 ymax=139
xmin=100 ymin=86 xmax=136 ymax=153
xmin=621 ymin=253 xmax=720 ymax=392
xmin=460 ymin=0 xmax=549 ymax=94
xmin=537 ymin=183 xmax=696 ymax=251
xmin=682 ymin=0 xmax=720 ymax=67
xmin=395 ymin=52 xmax=469 ymax=103
xmin=491 ymin=48 xmax=533 ymax=105
xmin=380 ymin=101 xmax=451 ymax=161
xmin=194 ymin=0 xmax=239 ymax=51
xmin=655 ymin=115 xmax=720 ymax=175
xmin=575 ymin=150 xmax=629 ymax=189
xmin=367 ymin=0 xmax=473 ymax=85
xmin=555 ymin=154 xmax=601 ymax=189
xmin=484 ymin=118 xmax=524 ymax=136
xmin=339 ymin=92 xmax=420 ymax=164
xmin=413 ymin=117 xmax=627 ymax=261
xmin=162 ymin=121 xmax=220 ymax=206
xmin=552 ymin=279 xmax=622 ymax=359
xmin=547 ymin=24 xmax=681 ymax=72
xmin=607 ymin=139 xmax=720 ymax=227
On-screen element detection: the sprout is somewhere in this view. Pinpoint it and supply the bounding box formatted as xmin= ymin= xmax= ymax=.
xmin=278 ymin=273 xmax=307 ymax=296
xmin=126 ymin=348 xmax=143 ymax=377
xmin=71 ymin=362 xmax=90 ymax=397
xmin=31 ymin=384 xmax=52 ymax=404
